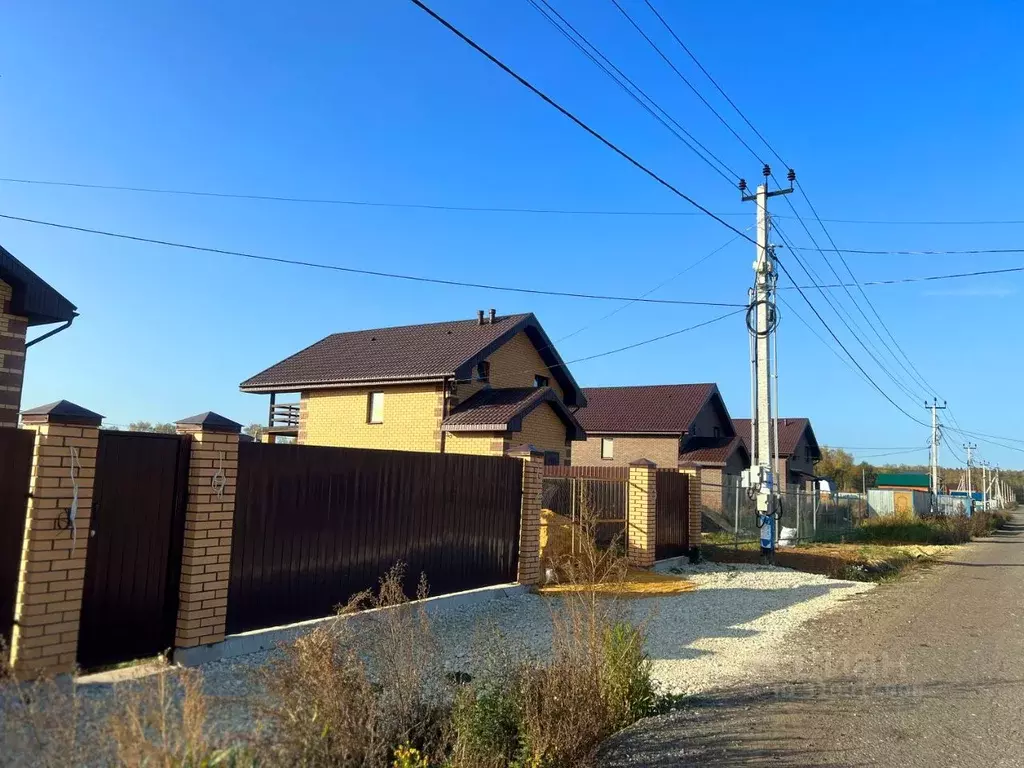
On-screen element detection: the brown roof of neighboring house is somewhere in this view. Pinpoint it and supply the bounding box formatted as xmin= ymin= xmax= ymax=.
xmin=576 ymin=383 xmax=722 ymax=434
xmin=441 ymin=386 xmax=585 ymax=439
xmin=240 ymin=312 xmax=585 ymax=406
xmin=733 ymin=417 xmax=820 ymax=459
xmin=678 ymin=436 xmax=748 ymax=468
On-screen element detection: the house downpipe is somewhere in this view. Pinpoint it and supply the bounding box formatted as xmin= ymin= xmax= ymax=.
xmin=25 ymin=317 xmax=75 ymax=348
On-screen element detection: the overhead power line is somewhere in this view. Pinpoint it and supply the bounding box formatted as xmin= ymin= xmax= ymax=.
xmin=0 ymin=211 xmax=745 ymax=308
xmin=607 ymin=0 xmax=764 ymax=165
xmin=780 ymin=264 xmax=1024 ymax=289
xmin=6 ymin=175 xmax=1024 ymax=227
xmin=526 ymin=0 xmax=739 ymax=185
xmin=789 ymin=245 xmax=1024 ymax=256
xmin=405 ymin=0 xmax=756 ymax=245
xmin=640 ymin=0 xmax=788 ymax=168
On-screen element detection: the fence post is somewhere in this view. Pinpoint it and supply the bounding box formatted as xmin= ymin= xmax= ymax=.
xmin=511 ymin=445 xmax=543 ymax=586
xmin=813 ymin=491 xmax=818 ymax=536
xmin=734 ymin=476 xmax=741 ymax=549
xmin=627 ymin=459 xmax=657 ymax=567
xmin=173 ymin=412 xmax=241 ymax=658
xmin=11 ymin=400 xmax=103 ymax=676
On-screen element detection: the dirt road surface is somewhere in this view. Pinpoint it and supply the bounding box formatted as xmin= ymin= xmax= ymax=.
xmin=600 ymin=511 xmax=1024 ymax=768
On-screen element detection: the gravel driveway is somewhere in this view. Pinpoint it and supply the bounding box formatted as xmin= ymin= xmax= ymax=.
xmin=166 ymin=561 xmax=872 ymax=735
xmin=1 ymin=561 xmax=871 ymax=762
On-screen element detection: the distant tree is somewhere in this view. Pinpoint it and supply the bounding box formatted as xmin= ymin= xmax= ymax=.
xmin=128 ymin=421 xmax=176 ymax=434
xmin=244 ymin=423 xmax=265 ymax=441
xmin=815 ymin=446 xmax=856 ymax=491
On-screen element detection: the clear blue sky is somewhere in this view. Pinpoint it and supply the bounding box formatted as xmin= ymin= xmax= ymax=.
xmin=3 ymin=1 xmax=1023 ymax=468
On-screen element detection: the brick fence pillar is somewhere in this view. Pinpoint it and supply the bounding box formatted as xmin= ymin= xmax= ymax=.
xmin=11 ymin=400 xmax=103 ymax=675
xmin=627 ymin=459 xmax=657 ymax=567
xmin=686 ymin=469 xmax=702 ymax=560
xmin=173 ymin=412 xmax=241 ymax=651
xmin=512 ymin=445 xmax=544 ymax=585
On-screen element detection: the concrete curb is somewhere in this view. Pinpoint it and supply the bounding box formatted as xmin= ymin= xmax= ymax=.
xmin=173 ymin=582 xmax=529 ymax=667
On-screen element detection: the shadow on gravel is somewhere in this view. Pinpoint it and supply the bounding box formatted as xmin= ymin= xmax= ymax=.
xmin=638 ymin=582 xmax=864 ymax=665
xmin=598 ymin=677 xmax=1024 ymax=767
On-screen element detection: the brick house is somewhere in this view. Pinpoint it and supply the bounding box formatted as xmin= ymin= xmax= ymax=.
xmin=240 ymin=310 xmax=586 ymax=463
xmin=0 ymin=246 xmax=78 ymax=427
xmin=572 ymin=383 xmax=747 ymax=471
xmin=733 ymin=417 xmax=822 ymax=489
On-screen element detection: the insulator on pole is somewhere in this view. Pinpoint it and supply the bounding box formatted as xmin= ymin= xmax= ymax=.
xmin=738 ymin=178 xmax=747 ymax=192
xmin=787 ymin=168 xmax=796 ymax=184
xmin=762 ymin=164 xmax=771 ymax=178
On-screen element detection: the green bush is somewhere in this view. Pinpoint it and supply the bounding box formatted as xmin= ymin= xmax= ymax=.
xmin=851 ymin=515 xmax=973 ymax=545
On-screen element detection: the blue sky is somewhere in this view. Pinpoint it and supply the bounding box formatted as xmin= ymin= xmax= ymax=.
xmin=3 ymin=1 xmax=1023 ymax=468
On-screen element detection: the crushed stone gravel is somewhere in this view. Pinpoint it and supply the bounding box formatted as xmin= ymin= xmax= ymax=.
xmin=1 ymin=561 xmax=873 ymax=757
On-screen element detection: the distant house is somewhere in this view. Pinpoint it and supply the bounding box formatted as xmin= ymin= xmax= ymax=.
xmin=572 ymin=382 xmax=747 ymax=468
xmin=0 ymin=245 xmax=78 ymax=427
xmin=239 ymin=310 xmax=585 ymax=464
xmin=875 ymin=473 xmax=930 ymax=492
xmin=734 ymin=417 xmax=822 ymax=490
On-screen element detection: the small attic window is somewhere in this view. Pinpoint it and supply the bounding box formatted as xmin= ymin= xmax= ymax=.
xmin=476 ymin=361 xmax=490 ymax=382
xmin=534 ymin=374 xmax=549 ymax=388
xmin=713 ymin=426 xmax=721 ymax=438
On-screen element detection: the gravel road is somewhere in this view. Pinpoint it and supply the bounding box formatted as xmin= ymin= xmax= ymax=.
xmin=599 ymin=510 xmax=1024 ymax=768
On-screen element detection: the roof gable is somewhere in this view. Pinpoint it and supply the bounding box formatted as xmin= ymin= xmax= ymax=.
xmin=441 ymin=386 xmax=584 ymax=438
xmin=240 ymin=312 xmax=585 ymax=406
xmin=576 ymin=383 xmax=722 ymax=435
xmin=679 ymin=435 xmax=749 ymax=467
xmin=733 ymin=417 xmax=818 ymax=459
xmin=0 ymin=244 xmax=78 ymax=326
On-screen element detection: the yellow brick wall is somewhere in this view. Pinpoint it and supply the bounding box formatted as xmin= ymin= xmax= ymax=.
xmin=445 ymin=432 xmax=504 ymax=456
xmin=515 ymin=403 xmax=569 ymax=462
xmin=301 ymin=384 xmax=444 ymax=451
xmin=486 ymin=331 xmax=564 ymax=398
xmin=0 ymin=279 xmax=27 ymax=428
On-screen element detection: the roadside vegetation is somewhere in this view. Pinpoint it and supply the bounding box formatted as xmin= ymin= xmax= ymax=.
xmin=704 ymin=510 xmax=1012 ymax=582
xmin=1 ymin=510 xmax=663 ymax=767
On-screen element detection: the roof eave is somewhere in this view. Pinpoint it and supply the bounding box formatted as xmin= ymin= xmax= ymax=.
xmin=240 ymin=374 xmax=450 ymax=394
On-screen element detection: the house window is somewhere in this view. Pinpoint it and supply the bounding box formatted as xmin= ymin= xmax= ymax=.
xmin=534 ymin=374 xmax=549 ymax=388
xmin=476 ymin=361 xmax=490 ymax=382
xmin=367 ymin=391 xmax=384 ymax=424
xmin=601 ymin=437 xmax=614 ymax=460
xmin=543 ymin=451 xmax=560 ymax=466
xmin=713 ymin=426 xmax=721 ymax=438
xmin=805 ymin=445 xmax=811 ymax=461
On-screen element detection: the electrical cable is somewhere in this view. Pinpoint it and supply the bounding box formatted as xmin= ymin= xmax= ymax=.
xmin=607 ymin=0 xmax=765 ymax=165
xmin=789 ymin=244 xmax=1024 ymax=256
xmin=773 ymin=223 xmax=925 ymax=405
xmin=640 ymin=0 xmax=788 ymax=168
xmin=406 ymin=0 xmax=758 ymax=246
xmin=556 ymin=231 xmax=746 ymax=343
xmin=527 ymin=0 xmax=739 ymax=186
xmin=771 ymin=251 xmax=931 ymax=429
xmin=779 ymin=264 xmax=1024 ymax=289
xmin=0 ymin=211 xmax=746 ymax=308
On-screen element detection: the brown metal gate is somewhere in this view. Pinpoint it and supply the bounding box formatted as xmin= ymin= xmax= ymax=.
xmin=655 ymin=470 xmax=691 ymax=560
xmin=0 ymin=427 xmax=34 ymax=644
xmin=77 ymin=431 xmax=191 ymax=669
xmin=227 ymin=443 xmax=523 ymax=634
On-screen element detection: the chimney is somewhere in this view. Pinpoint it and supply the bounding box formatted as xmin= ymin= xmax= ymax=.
xmin=488 ymin=308 xmax=497 ymax=324
xmin=477 ymin=310 xmax=485 ymax=325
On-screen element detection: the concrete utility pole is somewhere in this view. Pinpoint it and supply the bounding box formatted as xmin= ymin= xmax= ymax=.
xmin=963 ymin=443 xmax=977 ymax=496
xmin=741 ymin=165 xmax=794 ymax=564
xmin=925 ymin=399 xmax=947 ymax=507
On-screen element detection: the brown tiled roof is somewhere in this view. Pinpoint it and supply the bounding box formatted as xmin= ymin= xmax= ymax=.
xmin=679 ymin=436 xmax=748 ymax=467
xmin=733 ymin=418 xmax=819 ymax=458
xmin=576 ymin=383 xmax=719 ymax=434
xmin=441 ymin=387 xmax=584 ymax=439
xmin=240 ymin=312 xmax=585 ymax=406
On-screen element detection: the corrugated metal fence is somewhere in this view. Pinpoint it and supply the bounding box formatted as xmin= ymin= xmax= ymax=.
xmin=0 ymin=427 xmax=34 ymax=645
xmin=227 ymin=443 xmax=523 ymax=634
xmin=655 ymin=470 xmax=690 ymax=559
